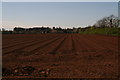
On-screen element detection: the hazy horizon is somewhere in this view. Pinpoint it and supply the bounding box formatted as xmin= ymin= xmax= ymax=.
xmin=1 ymin=2 xmax=118 ymax=30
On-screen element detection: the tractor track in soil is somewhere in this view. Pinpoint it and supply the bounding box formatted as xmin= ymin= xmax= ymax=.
xmin=3 ymin=35 xmax=63 ymax=55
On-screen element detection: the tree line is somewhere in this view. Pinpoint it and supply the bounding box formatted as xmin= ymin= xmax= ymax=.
xmin=1 ymin=14 xmax=119 ymax=34
xmin=1 ymin=27 xmax=77 ymax=34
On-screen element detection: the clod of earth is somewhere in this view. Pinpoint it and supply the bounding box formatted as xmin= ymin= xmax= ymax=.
xmin=2 ymin=68 xmax=13 ymax=76
xmin=22 ymin=66 xmax=35 ymax=75
xmin=13 ymin=67 xmax=25 ymax=76
xmin=12 ymin=66 xmax=35 ymax=76
xmin=38 ymin=69 xmax=50 ymax=77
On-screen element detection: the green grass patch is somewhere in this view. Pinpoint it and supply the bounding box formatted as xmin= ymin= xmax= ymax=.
xmin=78 ymin=27 xmax=120 ymax=36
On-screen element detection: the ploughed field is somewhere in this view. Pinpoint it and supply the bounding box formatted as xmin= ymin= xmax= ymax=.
xmin=2 ymin=34 xmax=119 ymax=78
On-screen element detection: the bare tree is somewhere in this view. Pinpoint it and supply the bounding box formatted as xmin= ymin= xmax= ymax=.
xmin=95 ymin=15 xmax=119 ymax=28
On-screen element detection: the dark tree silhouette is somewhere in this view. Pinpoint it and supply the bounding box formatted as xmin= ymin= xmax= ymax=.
xmin=95 ymin=15 xmax=119 ymax=28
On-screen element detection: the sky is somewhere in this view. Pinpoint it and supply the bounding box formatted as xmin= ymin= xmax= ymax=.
xmin=1 ymin=2 xmax=118 ymax=30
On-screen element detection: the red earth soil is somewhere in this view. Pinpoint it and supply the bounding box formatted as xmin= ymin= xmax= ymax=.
xmin=2 ymin=34 xmax=119 ymax=78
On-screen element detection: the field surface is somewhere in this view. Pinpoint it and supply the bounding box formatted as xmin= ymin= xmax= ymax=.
xmin=2 ymin=34 xmax=119 ymax=78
